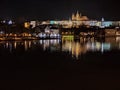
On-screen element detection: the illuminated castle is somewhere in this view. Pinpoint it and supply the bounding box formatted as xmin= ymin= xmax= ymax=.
xmin=72 ymin=11 xmax=89 ymax=21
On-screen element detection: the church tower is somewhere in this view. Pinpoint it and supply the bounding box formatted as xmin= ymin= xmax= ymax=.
xmin=71 ymin=11 xmax=88 ymax=21
xmin=76 ymin=11 xmax=80 ymax=21
xmin=101 ymin=17 xmax=105 ymax=22
xmin=72 ymin=13 xmax=76 ymax=21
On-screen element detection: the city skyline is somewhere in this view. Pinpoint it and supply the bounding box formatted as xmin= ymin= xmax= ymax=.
xmin=0 ymin=0 xmax=120 ymax=20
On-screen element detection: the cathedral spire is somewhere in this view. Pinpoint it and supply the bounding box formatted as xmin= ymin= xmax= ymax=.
xmin=71 ymin=11 xmax=88 ymax=21
xmin=72 ymin=13 xmax=76 ymax=21
xmin=76 ymin=10 xmax=80 ymax=21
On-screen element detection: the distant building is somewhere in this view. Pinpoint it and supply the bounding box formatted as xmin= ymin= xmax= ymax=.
xmin=8 ymin=20 xmax=13 ymax=25
xmin=36 ymin=11 xmax=120 ymax=28
xmin=30 ymin=21 xmax=36 ymax=28
xmin=24 ymin=22 xmax=30 ymax=28
xmin=72 ymin=11 xmax=89 ymax=21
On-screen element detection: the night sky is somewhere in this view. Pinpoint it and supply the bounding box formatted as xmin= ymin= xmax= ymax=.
xmin=0 ymin=0 xmax=120 ymax=20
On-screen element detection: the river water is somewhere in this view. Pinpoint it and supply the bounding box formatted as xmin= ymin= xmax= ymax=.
xmin=0 ymin=36 xmax=120 ymax=90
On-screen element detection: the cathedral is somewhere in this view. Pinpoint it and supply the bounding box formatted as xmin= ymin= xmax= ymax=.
xmin=72 ymin=11 xmax=89 ymax=21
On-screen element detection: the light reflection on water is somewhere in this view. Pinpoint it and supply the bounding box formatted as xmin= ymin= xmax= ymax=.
xmin=0 ymin=36 xmax=120 ymax=59
xmin=39 ymin=39 xmax=60 ymax=51
xmin=62 ymin=37 xmax=111 ymax=59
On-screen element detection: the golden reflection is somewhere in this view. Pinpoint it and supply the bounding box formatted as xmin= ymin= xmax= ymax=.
xmin=14 ymin=42 xmax=17 ymax=49
xmin=28 ymin=41 xmax=31 ymax=48
xmin=6 ymin=42 xmax=9 ymax=48
xmin=62 ymin=37 xmax=89 ymax=58
xmin=71 ymin=41 xmax=87 ymax=58
xmin=71 ymin=42 xmax=81 ymax=59
xmin=116 ymin=37 xmax=120 ymax=43
xmin=0 ymin=36 xmax=120 ymax=59
xmin=24 ymin=41 xmax=28 ymax=51
xmin=62 ymin=36 xmax=113 ymax=59
xmin=0 ymin=41 xmax=34 ymax=52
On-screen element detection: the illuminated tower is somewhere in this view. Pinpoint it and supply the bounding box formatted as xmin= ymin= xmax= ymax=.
xmin=72 ymin=13 xmax=76 ymax=21
xmin=76 ymin=11 xmax=80 ymax=21
xmin=71 ymin=11 xmax=88 ymax=21
xmin=102 ymin=17 xmax=105 ymax=22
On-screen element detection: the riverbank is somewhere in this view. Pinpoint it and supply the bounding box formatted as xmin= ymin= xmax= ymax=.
xmin=0 ymin=37 xmax=38 ymax=41
xmin=0 ymin=36 xmax=62 ymax=41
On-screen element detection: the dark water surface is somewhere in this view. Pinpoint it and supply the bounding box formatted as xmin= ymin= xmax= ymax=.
xmin=1 ymin=37 xmax=120 ymax=90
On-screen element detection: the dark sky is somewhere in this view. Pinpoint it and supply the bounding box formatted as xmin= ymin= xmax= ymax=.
xmin=0 ymin=0 xmax=120 ymax=20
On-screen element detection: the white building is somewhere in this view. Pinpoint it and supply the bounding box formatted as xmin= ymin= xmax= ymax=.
xmin=30 ymin=21 xmax=36 ymax=28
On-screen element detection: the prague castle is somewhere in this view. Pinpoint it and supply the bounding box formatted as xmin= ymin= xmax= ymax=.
xmin=32 ymin=11 xmax=120 ymax=28
xmin=72 ymin=11 xmax=89 ymax=21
